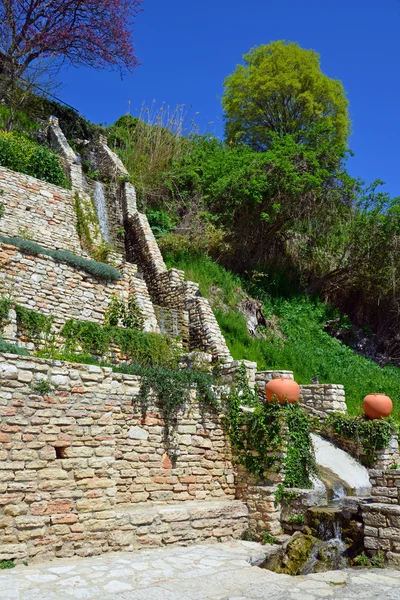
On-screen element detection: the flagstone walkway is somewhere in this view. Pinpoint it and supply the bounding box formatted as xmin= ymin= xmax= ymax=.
xmin=2 ymin=541 xmax=400 ymax=600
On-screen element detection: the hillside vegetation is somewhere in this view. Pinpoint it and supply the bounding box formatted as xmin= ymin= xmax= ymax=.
xmin=163 ymin=248 xmax=400 ymax=422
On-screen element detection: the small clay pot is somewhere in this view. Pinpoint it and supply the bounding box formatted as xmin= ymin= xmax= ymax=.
xmin=363 ymin=394 xmax=393 ymax=419
xmin=265 ymin=378 xmax=300 ymax=404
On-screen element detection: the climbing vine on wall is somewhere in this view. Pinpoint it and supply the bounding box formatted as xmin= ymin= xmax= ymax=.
xmin=60 ymin=319 xmax=180 ymax=367
xmin=315 ymin=413 xmax=397 ymax=467
xmin=224 ymin=365 xmax=317 ymax=488
xmin=73 ymin=192 xmax=112 ymax=263
xmin=129 ymin=363 xmax=218 ymax=446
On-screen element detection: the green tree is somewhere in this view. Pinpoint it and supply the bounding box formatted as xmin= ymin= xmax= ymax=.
xmin=222 ymin=40 xmax=350 ymax=151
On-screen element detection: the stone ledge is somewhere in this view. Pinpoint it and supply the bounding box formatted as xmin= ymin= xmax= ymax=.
xmin=109 ymin=500 xmax=249 ymax=549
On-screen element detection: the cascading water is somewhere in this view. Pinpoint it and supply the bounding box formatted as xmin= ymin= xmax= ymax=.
xmin=154 ymin=306 xmax=181 ymax=338
xmin=94 ymin=181 xmax=110 ymax=242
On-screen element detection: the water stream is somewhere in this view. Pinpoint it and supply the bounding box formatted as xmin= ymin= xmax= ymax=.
xmin=94 ymin=181 xmax=110 ymax=242
xmin=154 ymin=306 xmax=180 ymax=338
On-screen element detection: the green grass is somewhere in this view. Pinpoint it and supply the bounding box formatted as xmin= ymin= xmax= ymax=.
xmin=164 ymin=249 xmax=400 ymax=422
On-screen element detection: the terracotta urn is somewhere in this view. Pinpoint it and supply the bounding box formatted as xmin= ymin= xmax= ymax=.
xmin=265 ymin=378 xmax=300 ymax=404
xmin=363 ymin=394 xmax=393 ymax=420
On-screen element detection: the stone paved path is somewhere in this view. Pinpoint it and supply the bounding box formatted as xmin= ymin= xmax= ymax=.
xmin=2 ymin=541 xmax=400 ymax=600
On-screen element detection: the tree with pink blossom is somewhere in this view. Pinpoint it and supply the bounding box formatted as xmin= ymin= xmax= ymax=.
xmin=0 ymin=0 xmax=143 ymax=127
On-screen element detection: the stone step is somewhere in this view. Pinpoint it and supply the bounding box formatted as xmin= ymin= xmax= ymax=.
xmin=109 ymin=500 xmax=249 ymax=550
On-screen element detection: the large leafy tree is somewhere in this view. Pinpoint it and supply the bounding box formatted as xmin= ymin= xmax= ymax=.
xmin=0 ymin=0 xmax=142 ymax=127
xmin=222 ymin=40 xmax=350 ymax=151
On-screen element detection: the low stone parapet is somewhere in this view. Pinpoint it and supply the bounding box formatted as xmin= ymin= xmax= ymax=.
xmin=299 ymin=384 xmax=346 ymax=416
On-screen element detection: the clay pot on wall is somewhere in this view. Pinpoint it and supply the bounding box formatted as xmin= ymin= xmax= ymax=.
xmin=265 ymin=378 xmax=300 ymax=404
xmin=363 ymin=394 xmax=393 ymax=420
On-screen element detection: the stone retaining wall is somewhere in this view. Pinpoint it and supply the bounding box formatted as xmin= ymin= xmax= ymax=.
xmin=125 ymin=210 xmax=232 ymax=361
xmin=0 ymin=166 xmax=83 ymax=256
xmin=0 ymin=243 xmax=159 ymax=334
xmin=0 ymin=353 xmax=242 ymax=561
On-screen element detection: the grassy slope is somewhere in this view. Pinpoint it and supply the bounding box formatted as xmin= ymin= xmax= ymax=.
xmin=164 ymin=251 xmax=400 ymax=422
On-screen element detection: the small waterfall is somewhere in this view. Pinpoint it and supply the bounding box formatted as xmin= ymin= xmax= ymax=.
xmin=94 ymin=181 xmax=110 ymax=242
xmin=155 ymin=306 xmax=181 ymax=338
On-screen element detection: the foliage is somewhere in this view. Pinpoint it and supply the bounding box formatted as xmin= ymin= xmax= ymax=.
xmin=0 ymin=560 xmax=15 ymax=569
xmin=0 ymin=131 xmax=68 ymax=187
xmin=274 ymin=485 xmax=300 ymax=506
xmin=159 ymin=131 xmax=351 ymax=270
xmin=288 ymin=514 xmax=305 ymax=525
xmin=73 ymin=193 xmax=113 ymax=263
xmin=316 ymin=412 xmax=397 ymax=466
xmin=224 ymin=365 xmax=317 ymax=487
xmin=0 ymin=0 xmax=142 ymax=121
xmin=60 ymin=319 xmax=179 ymax=368
xmin=352 ymin=551 xmax=385 ymax=568
xmin=131 ymin=363 xmax=218 ymax=434
xmin=352 ymin=551 xmax=371 ymax=567
xmin=0 ymin=235 xmax=121 ymax=282
xmin=0 ymin=105 xmax=39 ymax=134
xmin=147 ymin=209 xmax=177 ymax=239
xmin=0 ymin=298 xmax=11 ymax=327
xmin=15 ymin=304 xmax=53 ymax=342
xmin=106 ymin=106 xmax=197 ymax=206
xmin=0 ymin=336 xmax=29 ymax=355
xmin=222 ymin=40 xmax=350 ymax=151
xmin=261 ymin=531 xmax=278 ymax=545
xmin=30 ymin=379 xmax=53 ymax=395
xmin=105 ymin=295 xmax=144 ymax=329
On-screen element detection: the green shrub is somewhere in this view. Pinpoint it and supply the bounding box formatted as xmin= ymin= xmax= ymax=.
xmin=60 ymin=319 xmax=180 ymax=368
xmin=0 ymin=131 xmax=68 ymax=187
xmin=0 ymin=337 xmax=29 ymax=355
xmin=0 ymin=235 xmax=121 ymax=282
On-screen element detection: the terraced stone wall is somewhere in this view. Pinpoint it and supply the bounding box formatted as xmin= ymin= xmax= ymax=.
xmin=0 ymin=353 xmax=242 ymax=562
xmin=0 ymin=166 xmax=83 ymax=255
xmin=0 ymin=243 xmax=159 ymax=335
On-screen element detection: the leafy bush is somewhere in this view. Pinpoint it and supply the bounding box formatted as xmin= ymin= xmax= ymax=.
xmin=0 ymin=131 xmax=68 ymax=187
xmin=0 ymin=235 xmax=121 ymax=282
xmin=0 ymin=336 xmax=29 ymax=356
xmin=60 ymin=319 xmax=180 ymax=368
xmin=316 ymin=413 xmax=397 ymax=466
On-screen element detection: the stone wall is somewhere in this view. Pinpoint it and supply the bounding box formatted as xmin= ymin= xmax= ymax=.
xmin=125 ymin=211 xmax=232 ymax=361
xmin=362 ymin=503 xmax=400 ymax=567
xmin=236 ymin=470 xmax=282 ymax=537
xmin=299 ymin=384 xmax=346 ymax=416
xmin=0 ymin=243 xmax=159 ymax=335
xmin=368 ymin=469 xmax=400 ymax=504
xmin=0 ymin=166 xmax=82 ymax=256
xmin=0 ymin=353 xmax=247 ymax=561
xmin=46 ymin=120 xmax=233 ymax=360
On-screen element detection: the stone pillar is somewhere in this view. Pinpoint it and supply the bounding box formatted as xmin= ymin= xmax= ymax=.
xmin=47 ymin=117 xmax=84 ymax=192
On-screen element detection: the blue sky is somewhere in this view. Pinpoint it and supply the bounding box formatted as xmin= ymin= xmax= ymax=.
xmin=59 ymin=0 xmax=400 ymax=195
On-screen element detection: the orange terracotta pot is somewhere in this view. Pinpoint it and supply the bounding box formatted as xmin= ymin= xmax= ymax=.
xmin=363 ymin=394 xmax=393 ymax=420
xmin=265 ymin=378 xmax=300 ymax=404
